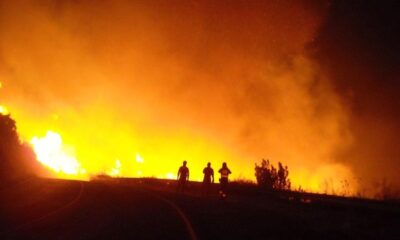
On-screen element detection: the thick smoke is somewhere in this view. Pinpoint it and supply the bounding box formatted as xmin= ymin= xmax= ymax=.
xmin=313 ymin=0 xmax=400 ymax=195
xmin=0 ymin=0 xmax=360 ymax=192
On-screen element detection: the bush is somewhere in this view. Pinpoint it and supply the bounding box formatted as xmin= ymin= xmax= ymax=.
xmin=255 ymin=159 xmax=291 ymax=190
xmin=0 ymin=113 xmax=46 ymax=183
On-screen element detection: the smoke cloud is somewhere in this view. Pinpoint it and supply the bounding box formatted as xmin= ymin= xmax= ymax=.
xmin=0 ymin=0 xmax=363 ymax=193
xmin=313 ymin=0 xmax=400 ymax=195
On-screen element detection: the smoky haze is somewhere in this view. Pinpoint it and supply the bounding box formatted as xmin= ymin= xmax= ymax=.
xmin=2 ymin=0 xmax=389 ymax=194
xmin=313 ymin=0 xmax=400 ymax=194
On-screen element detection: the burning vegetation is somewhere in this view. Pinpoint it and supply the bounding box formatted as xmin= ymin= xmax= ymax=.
xmin=31 ymin=131 xmax=86 ymax=178
xmin=1 ymin=1 xmax=399 ymax=198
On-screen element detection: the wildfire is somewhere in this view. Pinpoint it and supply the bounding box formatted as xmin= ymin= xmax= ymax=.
xmin=135 ymin=153 xmax=144 ymax=163
xmin=0 ymin=105 xmax=9 ymax=114
xmin=0 ymin=82 xmax=7 ymax=114
xmin=165 ymin=173 xmax=175 ymax=179
xmin=31 ymin=131 xmax=86 ymax=177
xmin=108 ymin=159 xmax=122 ymax=176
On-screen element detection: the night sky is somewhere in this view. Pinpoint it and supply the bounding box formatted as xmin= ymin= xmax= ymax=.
xmin=312 ymin=0 xmax=400 ymax=189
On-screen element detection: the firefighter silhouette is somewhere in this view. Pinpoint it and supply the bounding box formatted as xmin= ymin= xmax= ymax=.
xmin=202 ymin=162 xmax=214 ymax=196
xmin=218 ymin=162 xmax=231 ymax=199
xmin=177 ymin=160 xmax=189 ymax=193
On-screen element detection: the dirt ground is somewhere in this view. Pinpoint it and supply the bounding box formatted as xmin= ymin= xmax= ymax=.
xmin=1 ymin=177 xmax=399 ymax=240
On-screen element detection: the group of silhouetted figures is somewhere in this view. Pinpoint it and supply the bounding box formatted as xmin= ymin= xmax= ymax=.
xmin=176 ymin=161 xmax=231 ymax=199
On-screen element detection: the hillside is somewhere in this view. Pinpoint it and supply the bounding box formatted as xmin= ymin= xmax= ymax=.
xmin=2 ymin=177 xmax=399 ymax=239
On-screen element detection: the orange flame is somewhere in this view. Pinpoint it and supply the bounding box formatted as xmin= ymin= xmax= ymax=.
xmin=0 ymin=105 xmax=9 ymax=115
xmin=108 ymin=159 xmax=122 ymax=177
xmin=31 ymin=131 xmax=87 ymax=178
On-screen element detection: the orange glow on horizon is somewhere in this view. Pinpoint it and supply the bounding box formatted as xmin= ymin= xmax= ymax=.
xmin=7 ymin=107 xmax=357 ymax=195
xmin=0 ymin=1 xmax=360 ymax=196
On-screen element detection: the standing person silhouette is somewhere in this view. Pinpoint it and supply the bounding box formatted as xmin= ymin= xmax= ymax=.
xmin=177 ymin=160 xmax=189 ymax=193
xmin=218 ymin=162 xmax=231 ymax=199
xmin=202 ymin=162 xmax=214 ymax=197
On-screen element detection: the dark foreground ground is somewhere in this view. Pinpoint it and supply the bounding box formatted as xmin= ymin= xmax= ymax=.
xmin=1 ymin=177 xmax=399 ymax=240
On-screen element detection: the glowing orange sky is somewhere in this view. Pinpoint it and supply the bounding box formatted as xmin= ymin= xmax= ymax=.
xmin=0 ymin=0 xmax=360 ymax=194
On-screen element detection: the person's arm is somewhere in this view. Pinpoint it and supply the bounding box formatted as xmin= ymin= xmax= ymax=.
xmin=177 ymin=168 xmax=181 ymax=180
xmin=187 ymin=169 xmax=190 ymax=181
xmin=211 ymin=170 xmax=214 ymax=183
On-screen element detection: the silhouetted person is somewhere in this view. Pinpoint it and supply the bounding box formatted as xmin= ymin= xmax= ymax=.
xmin=202 ymin=162 xmax=214 ymax=196
xmin=218 ymin=162 xmax=231 ymax=198
xmin=177 ymin=160 xmax=189 ymax=193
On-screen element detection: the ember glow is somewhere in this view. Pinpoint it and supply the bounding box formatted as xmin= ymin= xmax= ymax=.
xmin=0 ymin=82 xmax=7 ymax=114
xmin=108 ymin=159 xmax=122 ymax=177
xmin=31 ymin=131 xmax=86 ymax=178
xmin=0 ymin=105 xmax=8 ymax=115
xmin=4 ymin=0 xmax=398 ymax=196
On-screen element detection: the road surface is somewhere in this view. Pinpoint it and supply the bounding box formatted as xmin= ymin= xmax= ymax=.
xmin=1 ymin=178 xmax=400 ymax=239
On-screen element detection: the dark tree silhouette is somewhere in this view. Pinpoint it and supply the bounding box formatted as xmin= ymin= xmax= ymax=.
xmin=255 ymin=159 xmax=291 ymax=190
xmin=0 ymin=114 xmax=20 ymax=173
xmin=0 ymin=113 xmax=45 ymax=184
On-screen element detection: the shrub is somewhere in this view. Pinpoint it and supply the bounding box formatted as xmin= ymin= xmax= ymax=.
xmin=255 ymin=159 xmax=291 ymax=190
